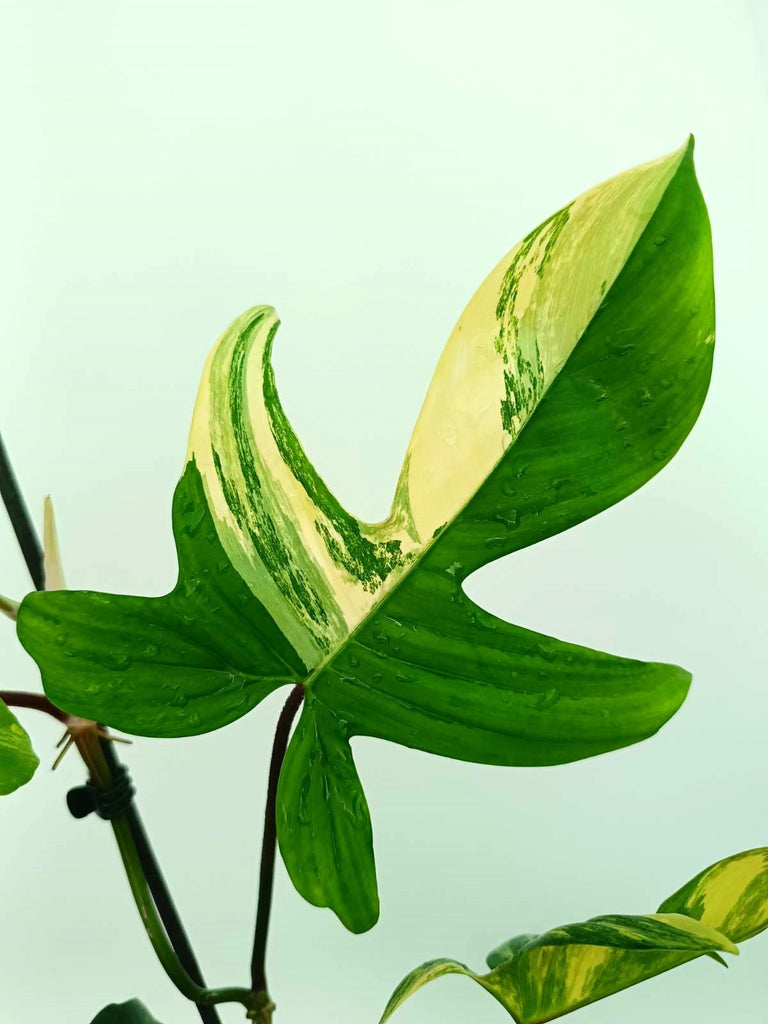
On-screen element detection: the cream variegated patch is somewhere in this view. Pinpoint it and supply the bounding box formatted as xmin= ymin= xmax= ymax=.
xmin=187 ymin=308 xmax=417 ymax=667
xmin=186 ymin=140 xmax=693 ymax=670
xmin=397 ymin=142 xmax=688 ymax=541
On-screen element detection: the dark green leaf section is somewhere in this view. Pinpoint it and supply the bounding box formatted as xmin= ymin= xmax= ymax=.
xmin=0 ymin=700 xmax=39 ymax=795
xmin=277 ymin=692 xmax=379 ymax=933
xmin=381 ymin=848 xmax=768 ymax=1023
xmin=16 ymin=461 xmax=305 ymax=737
xmin=89 ymin=1000 xmax=164 ymax=1024
xmin=314 ymin=572 xmax=690 ymax=766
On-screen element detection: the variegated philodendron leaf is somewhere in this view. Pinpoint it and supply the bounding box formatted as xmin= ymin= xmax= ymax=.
xmin=380 ymin=848 xmax=768 ymax=1024
xmin=0 ymin=700 xmax=38 ymax=796
xmin=17 ymin=138 xmax=714 ymax=932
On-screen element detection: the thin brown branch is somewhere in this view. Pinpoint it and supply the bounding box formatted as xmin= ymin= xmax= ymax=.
xmin=0 ymin=689 xmax=70 ymax=724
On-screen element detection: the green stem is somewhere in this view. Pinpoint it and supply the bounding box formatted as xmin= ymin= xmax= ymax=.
xmin=79 ymin=729 xmax=260 ymax=1015
xmin=1 ymin=427 xmax=229 ymax=1021
xmin=99 ymin=739 xmax=224 ymax=1024
xmin=112 ymin=816 xmax=255 ymax=1008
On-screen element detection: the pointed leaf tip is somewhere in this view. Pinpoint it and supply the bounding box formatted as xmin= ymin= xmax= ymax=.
xmin=43 ymin=495 xmax=66 ymax=591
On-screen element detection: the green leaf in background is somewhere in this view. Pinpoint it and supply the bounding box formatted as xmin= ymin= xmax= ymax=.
xmin=17 ymin=137 xmax=714 ymax=931
xmin=379 ymin=848 xmax=768 ymax=1024
xmin=0 ymin=699 xmax=38 ymax=796
xmin=89 ymin=999 xmax=164 ymax=1024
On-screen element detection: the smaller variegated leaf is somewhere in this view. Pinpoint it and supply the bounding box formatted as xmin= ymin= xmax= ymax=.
xmin=380 ymin=915 xmax=735 ymax=1024
xmin=0 ymin=700 xmax=38 ymax=795
xmin=380 ymin=848 xmax=768 ymax=1024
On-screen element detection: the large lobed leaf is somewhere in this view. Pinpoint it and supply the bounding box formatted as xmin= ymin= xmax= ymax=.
xmin=380 ymin=849 xmax=768 ymax=1024
xmin=17 ymin=138 xmax=714 ymax=931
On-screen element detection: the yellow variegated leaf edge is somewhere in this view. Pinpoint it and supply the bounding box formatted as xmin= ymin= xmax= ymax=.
xmin=379 ymin=849 xmax=768 ymax=1024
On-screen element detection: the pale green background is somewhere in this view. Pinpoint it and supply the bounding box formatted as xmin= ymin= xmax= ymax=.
xmin=1 ymin=1 xmax=766 ymax=1021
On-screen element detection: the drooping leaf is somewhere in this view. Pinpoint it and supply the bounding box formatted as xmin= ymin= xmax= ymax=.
xmin=380 ymin=848 xmax=768 ymax=1024
xmin=89 ymin=999 xmax=164 ymax=1023
xmin=380 ymin=915 xmax=736 ymax=1024
xmin=0 ymin=699 xmax=38 ymax=795
xmin=17 ymin=138 xmax=714 ymax=931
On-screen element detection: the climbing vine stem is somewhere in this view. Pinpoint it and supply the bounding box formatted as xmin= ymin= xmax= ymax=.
xmin=0 ymin=428 xmax=227 ymax=1023
xmin=250 ymin=684 xmax=306 ymax=1012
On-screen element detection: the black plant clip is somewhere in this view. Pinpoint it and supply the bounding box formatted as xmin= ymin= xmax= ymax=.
xmin=66 ymin=762 xmax=135 ymax=820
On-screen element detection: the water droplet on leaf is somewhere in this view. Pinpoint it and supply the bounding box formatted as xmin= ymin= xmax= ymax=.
xmin=535 ymin=687 xmax=559 ymax=710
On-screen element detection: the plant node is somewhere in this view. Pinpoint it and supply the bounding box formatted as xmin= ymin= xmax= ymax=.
xmin=246 ymin=991 xmax=275 ymax=1023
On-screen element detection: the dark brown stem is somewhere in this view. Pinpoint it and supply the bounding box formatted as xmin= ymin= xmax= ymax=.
xmin=0 ymin=689 xmax=70 ymax=724
xmin=251 ymin=684 xmax=305 ymax=999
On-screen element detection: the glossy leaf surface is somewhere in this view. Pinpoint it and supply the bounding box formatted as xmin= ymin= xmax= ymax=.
xmin=18 ymin=139 xmax=714 ymax=930
xmin=0 ymin=699 xmax=38 ymax=795
xmin=380 ymin=848 xmax=768 ymax=1023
